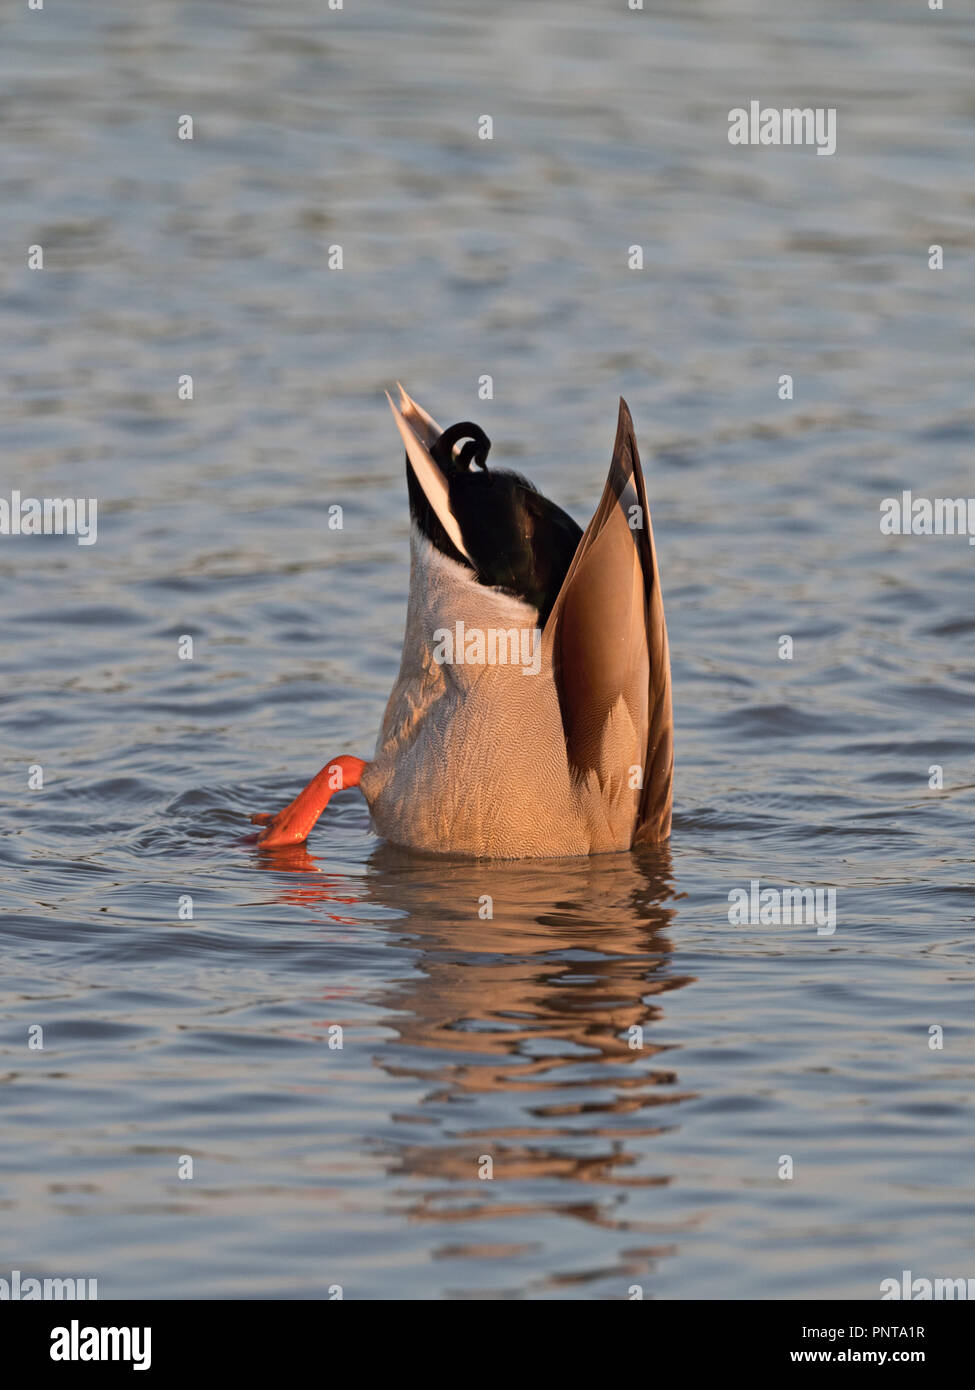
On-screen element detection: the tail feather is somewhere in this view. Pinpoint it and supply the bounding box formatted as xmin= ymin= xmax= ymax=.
xmin=545 ymin=399 xmax=673 ymax=843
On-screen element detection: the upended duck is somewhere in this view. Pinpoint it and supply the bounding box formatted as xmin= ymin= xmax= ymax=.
xmin=251 ymin=386 xmax=673 ymax=858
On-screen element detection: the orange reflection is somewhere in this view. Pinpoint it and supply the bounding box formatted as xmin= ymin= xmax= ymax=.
xmin=252 ymin=837 xmax=696 ymax=1270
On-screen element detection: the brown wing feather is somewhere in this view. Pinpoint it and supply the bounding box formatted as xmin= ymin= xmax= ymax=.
xmin=545 ymin=398 xmax=673 ymax=843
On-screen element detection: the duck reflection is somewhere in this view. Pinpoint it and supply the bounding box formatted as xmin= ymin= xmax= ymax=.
xmin=254 ymin=838 xmax=695 ymax=1280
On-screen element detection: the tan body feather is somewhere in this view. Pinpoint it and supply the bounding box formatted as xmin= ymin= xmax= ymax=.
xmin=361 ymin=533 xmax=644 ymax=857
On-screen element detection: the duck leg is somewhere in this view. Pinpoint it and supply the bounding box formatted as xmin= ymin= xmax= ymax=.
xmin=250 ymin=755 xmax=367 ymax=848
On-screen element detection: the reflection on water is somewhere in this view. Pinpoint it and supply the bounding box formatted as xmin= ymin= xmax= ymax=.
xmin=257 ymin=843 xmax=694 ymax=1223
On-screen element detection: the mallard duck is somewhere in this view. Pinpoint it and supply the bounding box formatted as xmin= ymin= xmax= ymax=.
xmin=251 ymin=386 xmax=673 ymax=858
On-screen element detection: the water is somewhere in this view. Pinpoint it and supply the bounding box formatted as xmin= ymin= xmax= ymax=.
xmin=2 ymin=0 xmax=974 ymax=1299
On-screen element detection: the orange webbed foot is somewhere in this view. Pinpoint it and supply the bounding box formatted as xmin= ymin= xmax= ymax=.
xmin=251 ymin=755 xmax=367 ymax=849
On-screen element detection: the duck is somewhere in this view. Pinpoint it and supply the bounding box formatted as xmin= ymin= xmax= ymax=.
xmin=250 ymin=386 xmax=673 ymax=859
